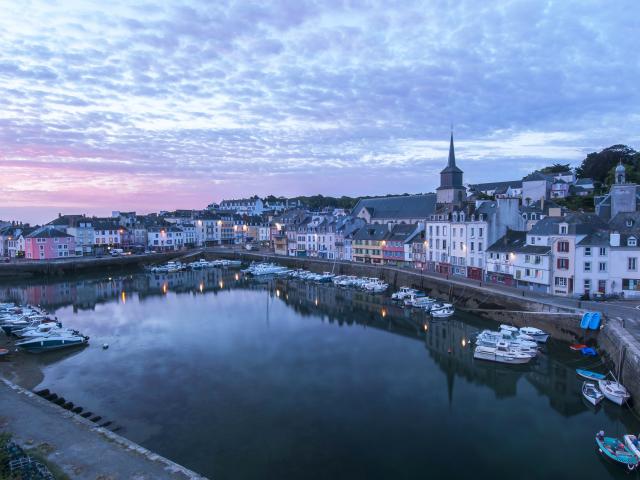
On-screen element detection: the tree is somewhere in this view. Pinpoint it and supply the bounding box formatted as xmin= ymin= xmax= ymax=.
xmin=540 ymin=163 xmax=571 ymax=174
xmin=575 ymin=145 xmax=640 ymax=184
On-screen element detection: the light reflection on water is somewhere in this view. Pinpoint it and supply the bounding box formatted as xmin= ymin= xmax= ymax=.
xmin=1 ymin=269 xmax=639 ymax=480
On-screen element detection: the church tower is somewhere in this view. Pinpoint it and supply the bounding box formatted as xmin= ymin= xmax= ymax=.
xmin=436 ymin=132 xmax=466 ymax=206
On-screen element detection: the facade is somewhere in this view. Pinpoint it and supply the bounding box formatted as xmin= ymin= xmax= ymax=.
xmin=352 ymin=194 xmax=436 ymax=226
xmin=147 ymin=226 xmax=185 ymax=251
xmin=522 ymin=172 xmax=552 ymax=206
xmin=352 ymin=224 xmax=387 ymax=264
xmin=382 ymin=224 xmax=417 ymax=265
xmin=24 ymin=227 xmax=75 ymax=260
xmin=219 ymin=197 xmax=265 ymax=215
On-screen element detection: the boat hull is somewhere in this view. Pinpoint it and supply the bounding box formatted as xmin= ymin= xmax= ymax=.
xmin=16 ymin=338 xmax=88 ymax=353
xmin=596 ymin=435 xmax=638 ymax=468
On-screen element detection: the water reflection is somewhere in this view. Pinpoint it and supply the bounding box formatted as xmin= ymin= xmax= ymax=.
xmin=1 ymin=270 xmax=638 ymax=480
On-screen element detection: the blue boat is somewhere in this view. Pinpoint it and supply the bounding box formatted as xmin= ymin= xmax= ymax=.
xmin=577 ymin=369 xmax=606 ymax=381
xmin=580 ymin=312 xmax=592 ymax=329
xmin=581 ymin=347 xmax=597 ymax=356
xmin=589 ymin=312 xmax=601 ymax=330
xmin=596 ymin=432 xmax=638 ymax=470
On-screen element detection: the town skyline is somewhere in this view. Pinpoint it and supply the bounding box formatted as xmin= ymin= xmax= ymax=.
xmin=2 ymin=1 xmax=639 ymax=223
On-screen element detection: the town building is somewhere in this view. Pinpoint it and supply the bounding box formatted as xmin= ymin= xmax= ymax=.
xmin=24 ymin=226 xmax=75 ymax=260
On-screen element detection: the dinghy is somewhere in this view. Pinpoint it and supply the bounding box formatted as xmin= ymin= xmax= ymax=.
xmin=623 ymin=435 xmax=640 ymax=461
xmin=599 ymin=379 xmax=631 ymax=406
xmin=576 ymin=369 xmax=606 ymax=381
xmin=570 ymin=344 xmax=587 ymax=351
xmin=596 ymin=431 xmax=638 ymax=470
xmin=581 ymin=347 xmax=597 ymax=356
xmin=582 ymin=382 xmax=604 ymax=406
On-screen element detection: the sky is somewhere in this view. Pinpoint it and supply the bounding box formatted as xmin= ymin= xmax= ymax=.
xmin=1 ymin=0 xmax=639 ymax=224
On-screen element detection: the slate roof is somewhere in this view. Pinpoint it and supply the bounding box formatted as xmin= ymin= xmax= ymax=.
xmin=487 ymin=230 xmax=550 ymax=254
xmin=522 ymin=171 xmax=552 ymax=182
xmin=387 ymin=223 xmax=419 ymax=241
xmin=528 ymin=212 xmax=607 ymax=236
xmin=577 ymin=231 xmax=610 ymax=247
xmin=26 ymin=226 xmax=73 ymax=239
xmin=352 ymin=224 xmax=389 ymax=241
xmin=351 ymin=194 xmax=436 ymax=220
xmin=468 ymin=180 xmax=523 ymax=192
xmin=575 ymin=178 xmax=595 ymax=187
xmin=609 ymin=212 xmax=640 ymax=233
xmin=47 ymin=214 xmax=86 ymax=227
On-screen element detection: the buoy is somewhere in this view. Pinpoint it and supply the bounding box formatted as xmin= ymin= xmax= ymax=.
xmin=102 ymin=343 xmax=109 ymax=350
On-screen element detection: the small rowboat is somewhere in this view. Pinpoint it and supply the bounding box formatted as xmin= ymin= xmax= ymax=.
xmin=581 ymin=347 xmax=597 ymax=357
xmin=0 ymin=348 xmax=9 ymax=357
xmin=576 ymin=369 xmax=606 ymax=381
xmin=570 ymin=344 xmax=587 ymax=351
xmin=596 ymin=432 xmax=638 ymax=470
xmin=582 ymin=381 xmax=604 ymax=406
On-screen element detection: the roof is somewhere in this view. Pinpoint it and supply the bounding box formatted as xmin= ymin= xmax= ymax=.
xmin=387 ymin=223 xmax=418 ymax=241
xmin=352 ymin=194 xmax=436 ymax=220
xmin=47 ymin=214 xmax=86 ymax=227
xmin=577 ymin=232 xmax=610 ymax=247
xmin=609 ymin=212 xmax=640 ymax=233
xmin=487 ymin=230 xmax=550 ymax=254
xmin=440 ymin=133 xmax=463 ymax=175
xmin=575 ymin=178 xmax=595 ymax=186
xmin=528 ymin=212 xmax=607 ymax=236
xmin=523 ymin=171 xmax=552 ymax=182
xmin=26 ymin=226 xmax=73 ymax=239
xmin=352 ymin=224 xmax=389 ymax=241
xmin=468 ymin=180 xmax=523 ymax=192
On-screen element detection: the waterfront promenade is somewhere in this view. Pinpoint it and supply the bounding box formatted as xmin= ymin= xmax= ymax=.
xmin=0 ymin=379 xmax=206 ymax=479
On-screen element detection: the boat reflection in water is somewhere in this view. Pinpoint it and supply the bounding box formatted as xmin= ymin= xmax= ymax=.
xmin=1 ymin=269 xmax=639 ymax=480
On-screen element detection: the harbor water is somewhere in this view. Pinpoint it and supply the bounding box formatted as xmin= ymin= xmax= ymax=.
xmin=1 ymin=267 xmax=639 ymax=479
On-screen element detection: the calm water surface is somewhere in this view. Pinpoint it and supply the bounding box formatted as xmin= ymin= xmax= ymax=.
xmin=2 ymin=268 xmax=639 ymax=479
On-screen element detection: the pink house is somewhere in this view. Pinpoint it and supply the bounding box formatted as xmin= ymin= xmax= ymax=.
xmin=24 ymin=227 xmax=75 ymax=260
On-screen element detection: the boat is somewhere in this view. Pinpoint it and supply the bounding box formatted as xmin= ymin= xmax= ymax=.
xmin=392 ymin=287 xmax=419 ymax=301
xmin=475 ymin=331 xmax=538 ymax=357
xmin=576 ymin=369 xmax=606 ymax=381
xmin=473 ymin=341 xmax=534 ymax=364
xmin=589 ymin=312 xmax=602 ymax=330
xmin=430 ymin=303 xmax=455 ymax=318
xmin=595 ymin=431 xmax=638 ymax=470
xmin=599 ymin=379 xmax=631 ymax=406
xmin=14 ymin=323 xmax=76 ymax=339
xmin=0 ymin=348 xmax=9 ymax=357
xmin=624 ymin=435 xmax=640 ymax=461
xmin=15 ymin=332 xmax=89 ymax=353
xmin=582 ymin=382 xmax=604 ymax=406
xmin=519 ymin=326 xmax=549 ymax=343
xmin=570 ymin=344 xmax=587 ymax=351
xmin=497 ymin=328 xmax=538 ymax=348
xmin=581 ymin=347 xmax=597 ymax=356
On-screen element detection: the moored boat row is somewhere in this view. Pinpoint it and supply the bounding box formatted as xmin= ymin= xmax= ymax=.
xmin=1 ymin=302 xmax=89 ymax=353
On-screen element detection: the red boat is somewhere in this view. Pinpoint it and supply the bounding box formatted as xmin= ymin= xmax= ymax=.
xmin=570 ymin=344 xmax=588 ymax=351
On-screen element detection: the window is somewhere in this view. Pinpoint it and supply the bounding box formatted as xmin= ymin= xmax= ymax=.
xmin=584 ymin=262 xmax=591 ymax=272
xmin=453 ymin=242 xmax=456 ymax=250
xmin=623 ymin=279 xmax=640 ymax=291
xmin=584 ymin=279 xmax=591 ymax=293
xmin=442 ymin=240 xmax=447 ymax=249
xmin=479 ymin=228 xmax=483 ymax=237
xmin=525 ymin=255 xmax=530 ymax=263
xmin=534 ymin=256 xmax=541 ymax=264
xmin=598 ymin=280 xmax=606 ymax=293
xmin=560 ymin=225 xmax=568 ymax=234
xmin=629 ymin=257 xmax=637 ymax=271
xmin=530 ymin=236 xmax=536 ymax=245
xmin=599 ymin=247 xmax=607 ymax=256
xmin=598 ymin=262 xmax=607 ymax=272
xmin=584 ymin=247 xmax=591 ymax=256
xmin=629 ymin=237 xmax=637 ymax=247
xmin=471 ymin=242 xmax=475 ymax=252
xmin=525 ymin=268 xmax=531 ymax=276
xmin=557 ymin=241 xmax=569 ymax=253
xmin=554 ymin=277 xmax=567 ymax=287
xmin=557 ymin=258 xmax=569 ymax=270
xmin=479 ymin=242 xmax=483 ymax=251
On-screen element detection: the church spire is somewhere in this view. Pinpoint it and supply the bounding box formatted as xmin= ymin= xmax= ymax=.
xmin=448 ymin=131 xmax=456 ymax=168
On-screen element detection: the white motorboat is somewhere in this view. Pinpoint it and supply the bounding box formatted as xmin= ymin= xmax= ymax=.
xmin=392 ymin=287 xmax=419 ymax=301
xmin=430 ymin=303 xmax=455 ymax=318
xmin=14 ymin=323 xmax=75 ymax=340
xmin=599 ymin=379 xmax=631 ymax=406
xmin=473 ymin=341 xmax=534 ymax=364
xmin=499 ymin=326 xmax=537 ymax=344
xmin=15 ymin=332 xmax=89 ymax=353
xmin=404 ymin=293 xmax=433 ymax=308
xmin=475 ymin=331 xmax=538 ymax=357
xmin=519 ymin=326 xmax=550 ymax=343
xmin=246 ymin=263 xmax=290 ymax=276
xmin=363 ymin=279 xmax=388 ymax=292
xmin=582 ymin=381 xmax=604 ymax=406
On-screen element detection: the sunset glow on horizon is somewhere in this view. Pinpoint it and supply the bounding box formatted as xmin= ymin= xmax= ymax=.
xmin=1 ymin=1 xmax=639 ymax=224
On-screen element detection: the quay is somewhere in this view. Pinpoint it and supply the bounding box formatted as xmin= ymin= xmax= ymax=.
xmin=0 ymin=379 xmax=207 ymax=479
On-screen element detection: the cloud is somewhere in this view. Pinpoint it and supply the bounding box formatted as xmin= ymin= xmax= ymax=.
xmin=0 ymin=0 xmax=639 ymax=222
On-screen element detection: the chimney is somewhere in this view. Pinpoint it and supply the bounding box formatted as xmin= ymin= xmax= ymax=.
xmin=610 ymin=232 xmax=620 ymax=247
xmin=540 ymin=197 xmax=544 ymax=211
xmin=58 ymin=213 xmax=62 ymax=218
